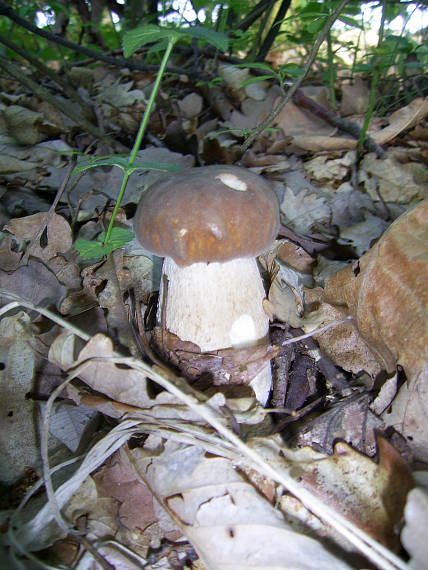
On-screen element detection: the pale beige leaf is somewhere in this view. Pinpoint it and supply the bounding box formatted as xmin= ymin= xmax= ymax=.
xmin=280 ymin=187 xmax=331 ymax=235
xmin=178 ymin=92 xmax=203 ymax=119
xmin=131 ymin=440 xmax=352 ymax=570
xmin=360 ymin=153 xmax=428 ymax=204
xmin=49 ymin=332 xmax=154 ymax=408
xmin=0 ymin=312 xmax=37 ymax=483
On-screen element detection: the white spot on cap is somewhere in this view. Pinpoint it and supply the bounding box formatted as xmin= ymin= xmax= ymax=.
xmin=178 ymin=228 xmax=188 ymax=237
xmin=229 ymin=314 xmax=257 ymax=347
xmin=208 ymin=223 xmax=223 ymax=239
xmin=215 ymin=173 xmax=247 ymax=192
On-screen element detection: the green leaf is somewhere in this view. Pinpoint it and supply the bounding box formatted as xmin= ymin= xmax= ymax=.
xmin=122 ymin=25 xmax=178 ymax=57
xmin=75 ymin=227 xmax=134 ymax=261
xmin=128 ymin=161 xmax=182 ymax=174
xmin=73 ymin=156 xmax=182 ymax=176
xmin=278 ymin=63 xmax=305 ymax=78
xmin=234 ymin=62 xmax=274 ymax=72
xmin=338 ymin=15 xmax=363 ymax=29
xmin=73 ymin=156 xmax=130 ymax=175
xmin=178 ymin=26 xmax=228 ymax=52
xmin=240 ymin=75 xmax=276 ymax=88
xmin=98 ymin=227 xmax=135 ymax=249
xmin=74 ymin=238 xmax=111 ymax=261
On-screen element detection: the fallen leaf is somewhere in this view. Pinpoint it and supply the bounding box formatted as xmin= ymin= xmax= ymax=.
xmin=324 ymin=200 xmax=428 ymax=380
xmin=373 ymin=96 xmax=428 ymax=145
xmin=5 ymin=212 xmax=73 ymax=262
xmin=0 ymin=312 xmax=37 ymax=484
xmin=360 ymin=152 xmax=428 ymax=204
xmin=131 ymin=439 xmax=353 ymax=569
xmin=0 ymin=258 xmax=67 ymax=314
xmin=280 ymin=187 xmax=331 ymax=235
xmin=48 ymin=332 xmax=163 ymax=412
xmin=340 ymin=78 xmax=370 ymax=116
xmin=178 ymin=92 xmax=203 ymax=119
xmin=250 ymin=435 xmax=413 ymax=550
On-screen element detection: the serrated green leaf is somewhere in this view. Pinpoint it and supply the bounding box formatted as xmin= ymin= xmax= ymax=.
xmin=97 ymin=227 xmax=135 ymax=248
xmin=75 ymin=227 xmax=134 ymax=261
xmin=178 ymin=26 xmax=228 ymax=52
xmin=123 ymin=25 xmax=178 ymax=57
xmin=73 ymin=156 xmax=182 ymax=176
xmin=74 ymin=238 xmax=111 ymax=261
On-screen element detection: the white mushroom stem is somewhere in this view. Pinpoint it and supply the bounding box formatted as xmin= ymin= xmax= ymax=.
xmin=158 ymin=257 xmax=272 ymax=404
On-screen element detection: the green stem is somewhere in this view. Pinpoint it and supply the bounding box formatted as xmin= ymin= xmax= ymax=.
xmin=326 ymin=30 xmax=336 ymax=108
xmin=357 ymin=0 xmax=387 ymax=158
xmin=103 ymin=37 xmax=175 ymax=245
xmin=103 ymin=0 xmax=188 ymax=246
xmin=128 ymin=38 xmax=176 ymax=168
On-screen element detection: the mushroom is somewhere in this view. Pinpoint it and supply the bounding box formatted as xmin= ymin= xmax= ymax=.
xmin=134 ymin=165 xmax=280 ymax=403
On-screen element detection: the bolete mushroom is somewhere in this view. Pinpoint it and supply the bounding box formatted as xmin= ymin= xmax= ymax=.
xmin=134 ymin=165 xmax=280 ymax=403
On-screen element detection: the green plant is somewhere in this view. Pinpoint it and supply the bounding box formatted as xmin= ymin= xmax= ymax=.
xmin=74 ymin=5 xmax=228 ymax=261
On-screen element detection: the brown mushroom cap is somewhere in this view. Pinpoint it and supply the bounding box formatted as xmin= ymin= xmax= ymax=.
xmin=134 ymin=165 xmax=280 ymax=266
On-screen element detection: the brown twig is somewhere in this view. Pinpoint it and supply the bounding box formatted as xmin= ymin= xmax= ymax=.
xmin=240 ymin=0 xmax=350 ymax=154
xmin=293 ymin=89 xmax=386 ymax=158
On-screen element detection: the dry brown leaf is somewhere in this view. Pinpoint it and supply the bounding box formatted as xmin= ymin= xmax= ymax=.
xmin=340 ymin=78 xmax=370 ymax=116
xmin=373 ymin=96 xmax=428 ymax=145
xmin=0 ymin=233 xmax=21 ymax=271
xmin=289 ymin=394 xmax=384 ymax=457
xmin=293 ymin=134 xmax=357 ymax=152
xmin=4 ymin=212 xmax=72 ymax=262
xmin=323 ymin=201 xmax=428 ymax=380
xmin=304 ymin=287 xmax=382 ymax=379
xmin=275 ymin=100 xmax=335 ymax=138
xmin=250 ymin=435 xmax=413 ymax=551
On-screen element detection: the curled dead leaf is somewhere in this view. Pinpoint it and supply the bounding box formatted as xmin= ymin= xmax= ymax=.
xmin=324 ymin=201 xmax=428 ymax=381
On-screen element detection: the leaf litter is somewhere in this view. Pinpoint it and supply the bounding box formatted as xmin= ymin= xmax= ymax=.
xmin=0 ymin=48 xmax=427 ymax=570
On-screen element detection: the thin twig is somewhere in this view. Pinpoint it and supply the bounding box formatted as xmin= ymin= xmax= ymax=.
xmin=19 ymin=157 xmax=76 ymax=266
xmin=240 ymin=0 xmax=350 ymax=153
xmin=281 ymin=316 xmax=354 ymax=346
xmin=293 ymin=88 xmax=386 ymax=158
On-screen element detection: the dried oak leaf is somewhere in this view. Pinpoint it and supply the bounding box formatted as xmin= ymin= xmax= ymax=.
xmin=324 ymin=201 xmax=428 ymax=381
